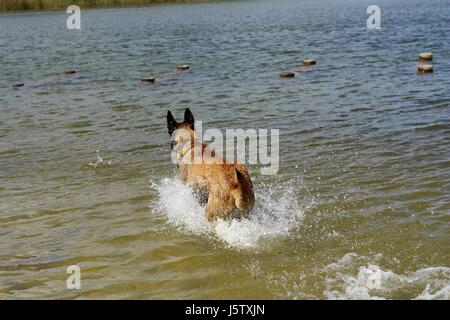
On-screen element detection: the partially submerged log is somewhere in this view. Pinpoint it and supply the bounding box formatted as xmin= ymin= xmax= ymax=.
xmin=279 ymin=71 xmax=295 ymax=78
xmin=140 ymin=77 xmax=156 ymax=83
xmin=417 ymin=64 xmax=433 ymax=73
xmin=177 ymin=65 xmax=190 ymax=71
xmin=418 ymin=53 xmax=432 ymax=61
xmin=303 ymin=59 xmax=316 ymax=66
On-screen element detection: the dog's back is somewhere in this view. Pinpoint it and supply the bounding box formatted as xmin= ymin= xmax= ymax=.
xmin=167 ymin=108 xmax=255 ymax=221
xmin=201 ymin=162 xmax=254 ymax=221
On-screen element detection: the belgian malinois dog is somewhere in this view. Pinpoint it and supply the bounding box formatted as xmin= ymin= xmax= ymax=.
xmin=167 ymin=108 xmax=255 ymax=222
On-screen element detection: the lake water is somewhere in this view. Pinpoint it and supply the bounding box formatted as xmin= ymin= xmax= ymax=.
xmin=0 ymin=0 xmax=449 ymax=299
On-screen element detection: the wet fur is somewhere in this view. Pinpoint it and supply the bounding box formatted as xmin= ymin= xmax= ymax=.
xmin=167 ymin=108 xmax=255 ymax=222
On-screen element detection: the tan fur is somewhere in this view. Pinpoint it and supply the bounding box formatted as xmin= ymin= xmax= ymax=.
xmin=167 ymin=110 xmax=255 ymax=222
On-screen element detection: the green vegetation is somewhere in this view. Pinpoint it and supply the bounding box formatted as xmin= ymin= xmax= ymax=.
xmin=0 ymin=0 xmax=204 ymax=12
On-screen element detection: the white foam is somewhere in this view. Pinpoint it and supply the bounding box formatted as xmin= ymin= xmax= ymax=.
xmin=152 ymin=177 xmax=211 ymax=234
xmin=416 ymin=283 xmax=450 ymax=300
xmin=87 ymin=150 xmax=112 ymax=167
xmin=151 ymin=177 xmax=304 ymax=249
xmin=323 ymin=253 xmax=450 ymax=300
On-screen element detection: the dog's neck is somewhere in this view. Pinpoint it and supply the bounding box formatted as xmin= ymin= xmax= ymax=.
xmin=175 ymin=131 xmax=207 ymax=165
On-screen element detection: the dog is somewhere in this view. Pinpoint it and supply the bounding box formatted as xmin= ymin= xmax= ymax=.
xmin=167 ymin=108 xmax=255 ymax=222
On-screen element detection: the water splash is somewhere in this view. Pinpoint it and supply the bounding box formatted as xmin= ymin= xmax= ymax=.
xmin=322 ymin=253 xmax=450 ymax=300
xmin=151 ymin=177 xmax=305 ymax=249
xmin=88 ymin=150 xmax=111 ymax=167
xmin=96 ymin=149 xmax=104 ymax=163
xmin=152 ymin=177 xmax=211 ymax=234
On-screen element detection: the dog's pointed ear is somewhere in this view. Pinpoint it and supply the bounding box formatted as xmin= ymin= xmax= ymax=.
xmin=184 ymin=108 xmax=194 ymax=130
xmin=167 ymin=110 xmax=177 ymax=135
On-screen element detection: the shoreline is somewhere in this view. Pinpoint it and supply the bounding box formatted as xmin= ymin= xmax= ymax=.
xmin=0 ymin=0 xmax=208 ymax=13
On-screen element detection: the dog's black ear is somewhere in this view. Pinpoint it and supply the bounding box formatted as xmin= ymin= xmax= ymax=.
xmin=184 ymin=108 xmax=194 ymax=130
xmin=167 ymin=111 xmax=177 ymax=135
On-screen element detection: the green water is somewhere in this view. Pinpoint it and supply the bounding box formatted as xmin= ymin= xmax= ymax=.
xmin=0 ymin=0 xmax=449 ymax=299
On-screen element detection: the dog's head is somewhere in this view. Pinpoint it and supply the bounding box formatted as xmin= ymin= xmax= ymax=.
xmin=167 ymin=107 xmax=194 ymax=135
xmin=167 ymin=108 xmax=196 ymax=160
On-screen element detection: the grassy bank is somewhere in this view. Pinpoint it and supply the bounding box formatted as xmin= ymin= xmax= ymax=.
xmin=0 ymin=0 xmax=204 ymax=12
